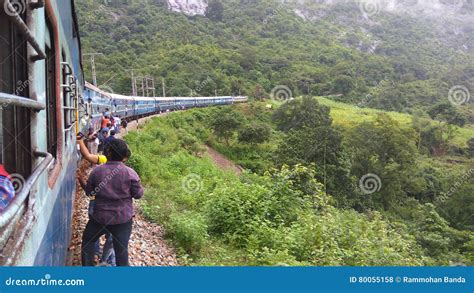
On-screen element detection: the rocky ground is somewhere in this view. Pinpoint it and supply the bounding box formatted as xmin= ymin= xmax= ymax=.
xmin=69 ymin=161 xmax=178 ymax=267
xmin=69 ymin=114 xmax=177 ymax=267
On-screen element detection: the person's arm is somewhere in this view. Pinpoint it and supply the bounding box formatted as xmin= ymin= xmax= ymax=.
xmin=129 ymin=169 xmax=144 ymax=199
xmin=84 ymin=171 xmax=96 ymax=197
xmin=77 ymin=139 xmax=100 ymax=164
xmin=78 ymin=175 xmax=87 ymax=191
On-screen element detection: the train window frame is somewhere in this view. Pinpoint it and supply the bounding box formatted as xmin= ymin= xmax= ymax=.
xmin=45 ymin=2 xmax=64 ymax=187
xmin=0 ymin=7 xmax=32 ymax=178
xmin=45 ymin=29 xmax=58 ymax=159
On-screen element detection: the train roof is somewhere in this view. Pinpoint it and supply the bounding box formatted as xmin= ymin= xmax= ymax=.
xmin=109 ymin=93 xmax=135 ymax=101
xmin=84 ymin=81 xmax=113 ymax=98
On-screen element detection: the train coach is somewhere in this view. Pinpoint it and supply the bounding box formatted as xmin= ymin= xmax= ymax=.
xmin=0 ymin=0 xmax=83 ymax=265
xmin=83 ymin=83 xmax=249 ymax=132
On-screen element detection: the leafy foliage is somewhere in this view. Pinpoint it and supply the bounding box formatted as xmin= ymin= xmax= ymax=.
xmin=76 ymin=0 xmax=472 ymax=123
xmin=238 ymin=123 xmax=271 ymax=145
xmin=125 ymin=105 xmax=473 ymax=266
xmin=210 ymin=108 xmax=244 ymax=145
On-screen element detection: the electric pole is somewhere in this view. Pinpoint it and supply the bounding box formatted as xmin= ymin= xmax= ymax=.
xmin=83 ymin=53 xmax=103 ymax=86
xmin=130 ymin=69 xmax=137 ymax=96
xmin=162 ymin=78 xmax=166 ymax=97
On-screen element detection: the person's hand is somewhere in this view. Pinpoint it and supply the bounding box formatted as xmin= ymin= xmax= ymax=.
xmin=77 ymin=133 xmax=85 ymax=141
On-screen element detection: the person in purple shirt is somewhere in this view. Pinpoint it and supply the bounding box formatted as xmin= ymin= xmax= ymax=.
xmin=81 ymin=139 xmax=144 ymax=266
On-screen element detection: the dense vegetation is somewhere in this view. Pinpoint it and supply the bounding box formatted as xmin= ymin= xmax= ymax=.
xmin=125 ymin=100 xmax=473 ymax=266
xmin=77 ymin=0 xmax=473 ymax=266
xmin=77 ymin=0 xmax=473 ymax=123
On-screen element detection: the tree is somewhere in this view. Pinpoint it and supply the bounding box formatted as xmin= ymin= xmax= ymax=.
xmin=468 ymin=138 xmax=474 ymax=157
xmin=348 ymin=113 xmax=419 ymax=210
xmin=178 ymin=130 xmax=205 ymax=156
xmin=206 ymin=0 xmax=224 ymax=21
xmin=332 ymin=75 xmax=355 ymax=96
xmin=253 ymin=84 xmax=266 ymax=100
xmin=273 ymin=97 xmax=352 ymax=206
xmin=211 ymin=108 xmax=243 ymax=145
xmin=238 ymin=123 xmax=271 ymax=145
xmin=272 ymin=96 xmax=333 ymax=132
xmin=428 ymin=102 xmax=466 ymax=127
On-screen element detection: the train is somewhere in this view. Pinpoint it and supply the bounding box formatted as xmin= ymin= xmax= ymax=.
xmin=0 ymin=0 xmax=247 ymax=266
xmin=82 ymin=82 xmax=247 ymax=133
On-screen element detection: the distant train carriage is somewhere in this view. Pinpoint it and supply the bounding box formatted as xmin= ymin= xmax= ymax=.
xmin=83 ymin=82 xmax=113 ymax=131
xmin=156 ymin=97 xmax=176 ymax=112
xmin=133 ymin=96 xmax=156 ymax=117
xmin=175 ymin=97 xmax=197 ymax=109
xmin=110 ymin=93 xmax=133 ymax=119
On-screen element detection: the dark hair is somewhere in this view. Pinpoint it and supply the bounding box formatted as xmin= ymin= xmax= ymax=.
xmin=104 ymin=139 xmax=129 ymax=162
xmin=110 ymin=130 xmax=116 ymax=136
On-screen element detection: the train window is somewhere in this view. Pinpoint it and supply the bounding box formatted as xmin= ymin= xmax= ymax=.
xmin=45 ymin=24 xmax=58 ymax=158
xmin=62 ymin=51 xmax=76 ymax=146
xmin=0 ymin=8 xmax=32 ymax=177
xmin=62 ymin=51 xmax=69 ymax=131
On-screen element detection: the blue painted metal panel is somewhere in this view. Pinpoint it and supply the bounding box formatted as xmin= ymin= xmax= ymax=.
xmin=33 ymin=162 xmax=76 ymax=266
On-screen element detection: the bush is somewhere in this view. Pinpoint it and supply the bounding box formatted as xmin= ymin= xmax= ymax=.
xmin=238 ymin=123 xmax=271 ymax=145
xmin=168 ymin=212 xmax=209 ymax=256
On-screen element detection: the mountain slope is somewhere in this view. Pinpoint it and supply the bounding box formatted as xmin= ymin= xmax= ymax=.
xmin=76 ymin=0 xmax=473 ymax=120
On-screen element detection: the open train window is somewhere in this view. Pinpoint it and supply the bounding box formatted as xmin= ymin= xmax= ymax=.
xmin=0 ymin=8 xmax=32 ymax=177
xmin=45 ymin=24 xmax=58 ymax=158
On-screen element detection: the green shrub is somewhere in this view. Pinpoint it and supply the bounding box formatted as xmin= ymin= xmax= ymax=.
xmin=168 ymin=212 xmax=209 ymax=256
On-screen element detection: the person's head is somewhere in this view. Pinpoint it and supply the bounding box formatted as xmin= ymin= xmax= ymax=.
xmin=104 ymin=139 xmax=130 ymax=162
xmin=110 ymin=130 xmax=116 ymax=137
xmin=102 ymin=127 xmax=110 ymax=138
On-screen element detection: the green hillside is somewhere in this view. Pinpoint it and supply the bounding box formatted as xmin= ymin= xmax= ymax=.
xmin=126 ymin=101 xmax=473 ymax=266
xmin=316 ymin=97 xmax=474 ymax=148
xmin=76 ymin=0 xmax=472 ymax=123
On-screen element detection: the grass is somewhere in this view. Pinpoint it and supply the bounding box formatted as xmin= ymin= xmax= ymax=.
xmin=315 ymin=96 xmax=474 ymax=147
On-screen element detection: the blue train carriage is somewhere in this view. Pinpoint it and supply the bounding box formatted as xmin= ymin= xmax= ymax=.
xmin=109 ymin=93 xmax=134 ymax=121
xmin=133 ymin=96 xmax=157 ymax=118
xmin=82 ymin=82 xmax=113 ymax=132
xmin=0 ymin=0 xmax=83 ymax=265
xmin=175 ymin=97 xmax=197 ymax=110
xmin=194 ymin=97 xmax=213 ymax=107
xmin=155 ymin=97 xmax=177 ymax=112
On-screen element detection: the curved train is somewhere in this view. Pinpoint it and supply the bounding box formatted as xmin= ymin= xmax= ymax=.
xmin=0 ymin=0 xmax=246 ymax=266
xmin=82 ymin=82 xmax=247 ymax=133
